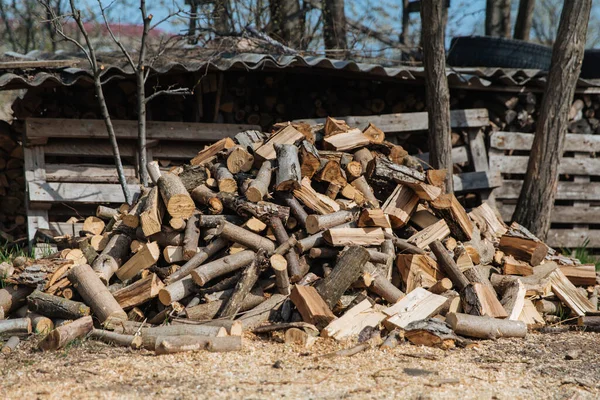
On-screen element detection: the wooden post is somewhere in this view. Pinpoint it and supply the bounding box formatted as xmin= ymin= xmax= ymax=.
xmin=511 ymin=0 xmax=592 ymax=238
xmin=68 ymin=264 xmax=127 ymax=324
xmin=421 ymin=0 xmax=453 ymax=192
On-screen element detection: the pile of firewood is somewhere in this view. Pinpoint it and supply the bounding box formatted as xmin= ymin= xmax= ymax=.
xmin=1 ymin=118 xmax=599 ymax=355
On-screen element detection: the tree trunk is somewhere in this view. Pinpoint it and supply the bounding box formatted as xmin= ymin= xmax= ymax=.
xmin=213 ymin=0 xmax=231 ymax=35
xmin=269 ymin=0 xmax=305 ymax=48
xmin=420 ymin=0 xmax=453 ymax=192
xmin=485 ymin=0 xmax=511 ymax=37
xmin=512 ymin=0 xmax=592 ymax=239
xmin=514 ymin=0 xmax=536 ymax=40
xmin=322 ymin=0 xmax=347 ymax=51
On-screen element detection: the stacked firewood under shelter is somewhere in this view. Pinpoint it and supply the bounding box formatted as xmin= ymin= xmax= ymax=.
xmin=1 ymin=119 xmax=599 ymax=355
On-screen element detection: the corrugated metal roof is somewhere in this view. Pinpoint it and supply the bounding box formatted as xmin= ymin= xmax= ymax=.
xmin=0 ymin=50 xmax=599 ymax=90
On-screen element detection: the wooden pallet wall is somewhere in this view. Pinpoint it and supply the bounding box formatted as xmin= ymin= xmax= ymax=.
xmin=490 ymin=131 xmax=600 ymax=248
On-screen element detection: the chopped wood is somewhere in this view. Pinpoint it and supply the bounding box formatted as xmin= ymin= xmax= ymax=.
xmin=140 ymin=186 xmax=165 ymax=237
xmin=306 ymin=210 xmax=357 ymax=234
xmin=559 ymin=264 xmax=597 ymax=286
xmin=499 ymin=234 xmax=549 ymax=266
xmin=357 ymin=209 xmax=391 ymax=228
xmin=158 ymin=173 xmax=195 ymax=219
xmin=430 ymin=194 xmax=473 ymax=241
xmin=226 ymin=145 xmax=254 ymax=174
xmin=322 ymin=299 xmax=386 ymax=340
xmin=503 ymin=255 xmax=534 ymax=276
xmin=89 ymin=329 xmax=143 ymax=349
xmin=27 ymin=290 xmax=90 ymax=320
xmin=38 ymin=315 xmax=93 ymax=351
xmin=548 ymin=269 xmax=595 ymax=317
xmin=290 ymin=284 xmax=335 ymax=329
xmin=293 ymin=177 xmax=340 ymax=214
xmin=255 ymin=125 xmax=304 ymax=161
xmin=82 ymin=216 xmax=105 ymax=236
xmin=155 ymin=335 xmax=241 ymax=354
xmin=446 ymin=312 xmax=527 ymax=339
xmin=91 ymin=234 xmax=131 ymax=284
xmin=299 ymin=140 xmax=321 ymax=179
xmin=215 ymin=220 xmax=275 ymax=254
xmin=190 ymin=137 xmax=235 ymax=166
xmin=323 ymin=227 xmax=385 ymax=247
xmin=382 ymin=184 xmax=418 ymax=228
xmin=112 ymin=273 xmax=164 ymax=309
xmin=115 ymin=242 xmax=160 ymax=281
xmin=383 ymin=287 xmax=447 ymax=329
xmin=191 ymin=250 xmax=255 ymax=286
xmin=211 ymin=162 xmax=238 ymax=193
xmin=0 ymin=318 xmax=31 ymax=335
xmin=274 ymin=144 xmax=301 ymax=191
xmin=245 ymin=160 xmax=272 ymax=202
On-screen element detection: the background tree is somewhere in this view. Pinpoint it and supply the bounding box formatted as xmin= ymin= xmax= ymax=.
xmin=514 ymin=0 xmax=535 ymax=40
xmin=269 ymin=0 xmax=305 ymax=49
xmin=485 ymin=0 xmax=511 ymax=37
xmin=512 ymin=0 xmax=592 ymax=239
xmin=322 ymin=0 xmax=347 ymax=51
xmin=421 ymin=0 xmax=453 ymax=192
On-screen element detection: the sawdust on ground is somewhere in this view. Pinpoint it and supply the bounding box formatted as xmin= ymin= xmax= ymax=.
xmin=1 ymin=331 xmax=599 ymax=399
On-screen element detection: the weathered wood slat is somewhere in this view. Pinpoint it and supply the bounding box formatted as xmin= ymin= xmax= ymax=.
xmin=491 ymin=131 xmax=600 ymax=152
xmin=43 ymin=140 xmax=200 ymax=160
xmin=45 ymin=164 xmax=138 ymax=183
xmin=499 ymin=204 xmax=600 ymax=224
xmin=489 ymin=154 xmax=600 ymax=175
xmin=416 ymin=146 xmax=470 ymax=166
xmin=25 ymin=119 xmax=259 ymax=144
xmin=453 ymin=171 xmax=502 ymax=193
xmin=28 ymin=182 xmax=142 ymax=204
xmin=495 ymin=180 xmax=600 ymax=201
xmin=293 ymin=109 xmax=489 ymax=132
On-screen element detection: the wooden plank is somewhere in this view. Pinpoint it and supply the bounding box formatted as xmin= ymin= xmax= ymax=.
xmin=489 ymin=154 xmax=600 ymax=175
xmin=27 ymin=208 xmax=49 ymax=248
xmin=453 ymin=171 xmax=502 ymax=193
xmin=45 ymin=164 xmax=138 ymax=183
xmin=23 ymin=146 xmax=46 ymax=182
xmin=499 ymin=204 xmax=600 ymax=224
xmin=495 ymin=180 xmax=600 ymax=201
xmin=468 ymin=129 xmax=489 ymax=172
xmin=415 ymin=146 xmax=469 ymax=166
xmin=25 ymin=119 xmax=260 ymax=144
xmin=28 ymin=182 xmax=142 ymax=204
xmin=0 ymin=59 xmax=81 ymax=69
xmin=491 ymin=131 xmax=600 ymax=152
xmin=546 ymin=229 xmax=600 ymax=248
xmin=293 ymin=109 xmax=489 ymax=132
xmin=43 ymin=140 xmax=200 ymax=159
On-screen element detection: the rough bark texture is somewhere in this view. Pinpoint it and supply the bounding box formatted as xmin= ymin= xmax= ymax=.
xmin=486 ymin=0 xmax=511 ymax=37
xmin=420 ymin=0 xmax=453 ymax=192
xmin=92 ymin=234 xmax=131 ymax=284
xmin=219 ymin=252 xmax=264 ymax=318
xmin=269 ymin=0 xmax=305 ymax=48
xmin=315 ymin=246 xmax=370 ymax=308
xmin=322 ymin=0 xmax=347 ymax=51
xmin=429 ymin=240 xmax=470 ymax=291
xmin=513 ymin=0 xmax=535 ymax=40
xmin=512 ymin=0 xmax=591 ymax=239
xmin=38 ymin=315 xmax=93 ymax=351
xmin=27 ymin=290 xmax=90 ymax=320
xmin=183 ymin=211 xmax=201 ymax=261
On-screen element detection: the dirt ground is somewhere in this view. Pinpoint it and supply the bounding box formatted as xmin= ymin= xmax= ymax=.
xmin=1 ymin=331 xmax=599 ymax=399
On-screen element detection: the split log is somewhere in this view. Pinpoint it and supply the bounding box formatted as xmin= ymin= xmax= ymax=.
xmin=215 ymin=221 xmax=275 ymax=254
xmin=384 ymin=233 xmax=426 ymax=255
xmin=306 ymin=210 xmax=357 ymax=234
xmin=191 ymin=250 xmax=256 ymax=286
xmin=211 ymin=162 xmax=238 ymax=193
xmin=382 ymin=287 xmax=447 ymax=329
xmin=183 ymin=211 xmax=201 ymax=261
xmin=461 ymin=283 xmax=508 ymax=318
xmin=559 ymin=264 xmax=597 ymax=286
xmin=299 ymin=140 xmax=321 ymax=178
xmin=353 ymin=148 xmax=373 ymax=173
xmin=190 ymin=184 xmax=224 ymax=215
xmin=112 ymin=273 xmax=164 ymax=309
xmin=315 ymin=246 xmax=370 ymax=308
xmin=89 ymin=329 xmax=142 ymax=349
xmin=121 ymin=189 xmax=149 ymax=229
xmin=28 ymin=290 xmax=90 ymax=320
xmin=69 ymin=264 xmax=127 ymax=324
xmin=157 ymin=173 xmax=195 ymax=219
xmin=296 ymin=221 xmax=356 ymax=253
xmin=430 ymin=194 xmax=473 ymax=241
xmin=381 ymin=184 xmax=418 ymax=228
xmin=446 ymin=312 xmax=527 ymax=339
xmin=357 ymin=209 xmax=391 ymax=228
xmin=499 ymin=235 xmax=548 ymax=266
xmin=0 ymin=318 xmax=31 ymax=335
xmin=38 ymin=315 xmax=93 ymax=351
xmin=323 ymin=227 xmax=384 ymax=247
xmin=155 ymin=335 xmax=241 ymax=355
xmin=245 ymin=160 xmax=272 ymax=202
xmin=226 ymin=145 xmax=254 ymax=173
xmin=254 ymin=125 xmax=304 ymax=161
xmin=290 ymin=285 xmax=335 ymax=329
xmin=323 ymin=128 xmax=370 ymax=151
xmin=115 ymin=242 xmax=160 ymax=281
xmin=293 ymin=177 xmax=340 ymax=214
xmin=82 ymin=216 xmax=105 ymax=236
xmin=92 ymin=234 xmax=131 ymax=284
xmin=274 ymin=144 xmax=301 ymax=191
xmin=140 ymin=186 xmax=165 ymax=237
xmin=428 ymin=278 xmax=453 ymax=294
xmin=191 ymin=137 xmax=235 ymax=165
xmin=500 ymin=279 xmax=526 ymax=321
xmin=503 ymin=255 xmax=533 ymax=276
xmin=548 ymin=269 xmax=595 ymax=316
xmin=322 ymin=299 xmax=386 ymax=340
xmin=350 ymin=176 xmax=379 ymax=208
